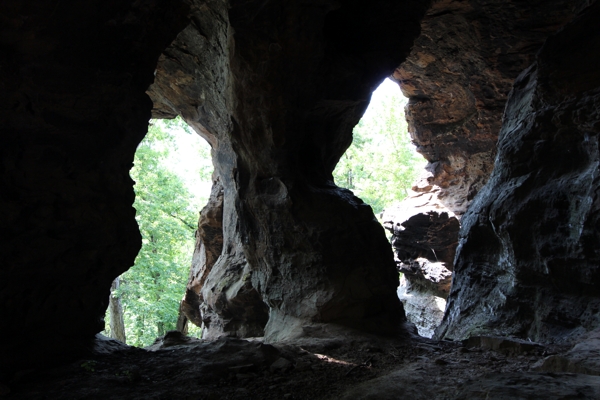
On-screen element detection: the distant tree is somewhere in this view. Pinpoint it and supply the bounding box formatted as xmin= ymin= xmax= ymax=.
xmin=333 ymin=79 xmax=425 ymax=214
xmin=105 ymin=118 xmax=209 ymax=347
xmin=108 ymin=277 xmax=126 ymax=343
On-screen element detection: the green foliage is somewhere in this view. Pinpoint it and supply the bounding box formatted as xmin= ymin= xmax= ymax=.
xmin=333 ymin=79 xmax=426 ymax=214
xmin=105 ymin=118 xmax=212 ymax=347
xmin=80 ymin=360 xmax=97 ymax=373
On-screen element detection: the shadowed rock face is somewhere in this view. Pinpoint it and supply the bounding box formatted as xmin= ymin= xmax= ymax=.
xmin=382 ymin=0 xmax=595 ymax=338
xmin=1 ymin=0 xmax=430 ymax=376
xmin=0 ymin=0 xmax=189 ymax=375
xmin=437 ymin=1 xmax=600 ymax=342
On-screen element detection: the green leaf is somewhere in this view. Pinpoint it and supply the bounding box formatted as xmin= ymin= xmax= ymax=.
xmin=106 ymin=117 xmax=212 ymax=347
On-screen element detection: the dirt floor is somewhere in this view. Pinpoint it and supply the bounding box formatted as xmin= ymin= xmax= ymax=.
xmin=2 ymin=326 xmax=599 ymax=399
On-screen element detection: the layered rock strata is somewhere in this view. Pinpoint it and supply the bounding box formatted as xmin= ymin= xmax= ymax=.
xmin=396 ymin=0 xmax=592 ymax=216
xmin=437 ymin=1 xmax=600 ymax=342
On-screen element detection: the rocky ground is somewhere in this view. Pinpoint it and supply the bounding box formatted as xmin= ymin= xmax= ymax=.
xmin=2 ymin=326 xmax=600 ymax=400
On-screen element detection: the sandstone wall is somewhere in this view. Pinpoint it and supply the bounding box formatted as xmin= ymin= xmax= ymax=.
xmin=384 ymin=0 xmax=593 ymax=338
xmin=397 ymin=0 xmax=591 ymax=216
xmin=2 ymin=0 xmax=600 ymax=380
xmin=437 ymin=1 xmax=600 ymax=342
xmin=149 ymin=0 xmax=432 ymax=339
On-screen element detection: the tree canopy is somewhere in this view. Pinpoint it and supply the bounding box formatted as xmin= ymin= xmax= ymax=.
xmin=333 ymin=79 xmax=425 ymax=214
xmin=104 ymin=119 xmax=210 ymax=347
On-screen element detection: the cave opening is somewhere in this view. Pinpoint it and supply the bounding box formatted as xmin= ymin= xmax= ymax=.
xmin=4 ymin=0 xmax=600 ymax=396
xmin=333 ymin=78 xmax=426 ymax=216
xmin=103 ymin=118 xmax=212 ymax=347
xmin=334 ymin=77 xmax=452 ymax=339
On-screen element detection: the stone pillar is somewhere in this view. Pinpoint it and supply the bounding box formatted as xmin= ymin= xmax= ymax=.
xmin=150 ymin=0 xmax=432 ymax=339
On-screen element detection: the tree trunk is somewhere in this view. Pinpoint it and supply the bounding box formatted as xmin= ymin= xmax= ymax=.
xmin=176 ymin=301 xmax=189 ymax=335
xmin=109 ymin=277 xmax=126 ymax=343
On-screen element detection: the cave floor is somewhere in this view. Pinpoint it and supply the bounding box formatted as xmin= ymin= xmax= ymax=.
xmin=4 ymin=329 xmax=600 ymax=399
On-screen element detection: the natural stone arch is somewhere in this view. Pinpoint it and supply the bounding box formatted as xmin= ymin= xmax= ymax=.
xmin=148 ymin=0 xmax=432 ymax=341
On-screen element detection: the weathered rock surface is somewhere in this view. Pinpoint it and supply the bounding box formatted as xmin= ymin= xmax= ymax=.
xmin=395 ymin=0 xmax=591 ymax=217
xmin=383 ymin=195 xmax=458 ymax=295
xmin=145 ymin=330 xmax=204 ymax=350
xmin=148 ymin=0 xmax=271 ymax=338
xmin=464 ymin=336 xmax=543 ymax=356
xmin=379 ymin=0 xmax=591 ymax=340
xmin=2 ymin=0 xmax=600 ymax=389
xmin=180 ymin=180 xmax=225 ymax=328
xmin=455 ymin=372 xmax=600 ymax=400
xmin=342 ymin=369 xmax=600 ymax=400
xmin=382 ymin=187 xmax=458 ymax=337
xmin=535 ymin=328 xmax=600 ymax=376
xmin=397 ymin=274 xmax=447 ymax=338
xmin=180 ymin=177 xmax=270 ymax=339
xmin=11 ymin=331 xmax=600 ymax=400
xmin=149 ymin=0 xmax=433 ymax=340
xmin=437 ymin=1 xmax=600 ymax=342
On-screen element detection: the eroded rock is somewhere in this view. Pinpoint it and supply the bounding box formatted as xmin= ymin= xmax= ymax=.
xmin=437 ymin=2 xmax=600 ymax=342
xmin=535 ymin=328 xmax=600 ymax=376
xmin=464 ymin=336 xmax=544 ymax=356
xmin=395 ymin=0 xmax=590 ymax=217
xmin=148 ymin=0 xmax=433 ymax=340
xmin=382 ymin=189 xmax=459 ymax=337
xmin=456 ymin=372 xmax=600 ymax=400
xmin=9 ymin=326 xmax=600 ymax=399
xmin=0 ymin=0 xmax=189 ymax=375
xmin=397 ymin=274 xmax=447 ymax=338
xmin=92 ymin=334 xmax=133 ymax=356
xmin=379 ymin=0 xmax=595 ymax=343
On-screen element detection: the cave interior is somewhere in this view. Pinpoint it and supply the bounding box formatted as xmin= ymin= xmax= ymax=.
xmin=1 ymin=0 xmax=600 ymax=398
